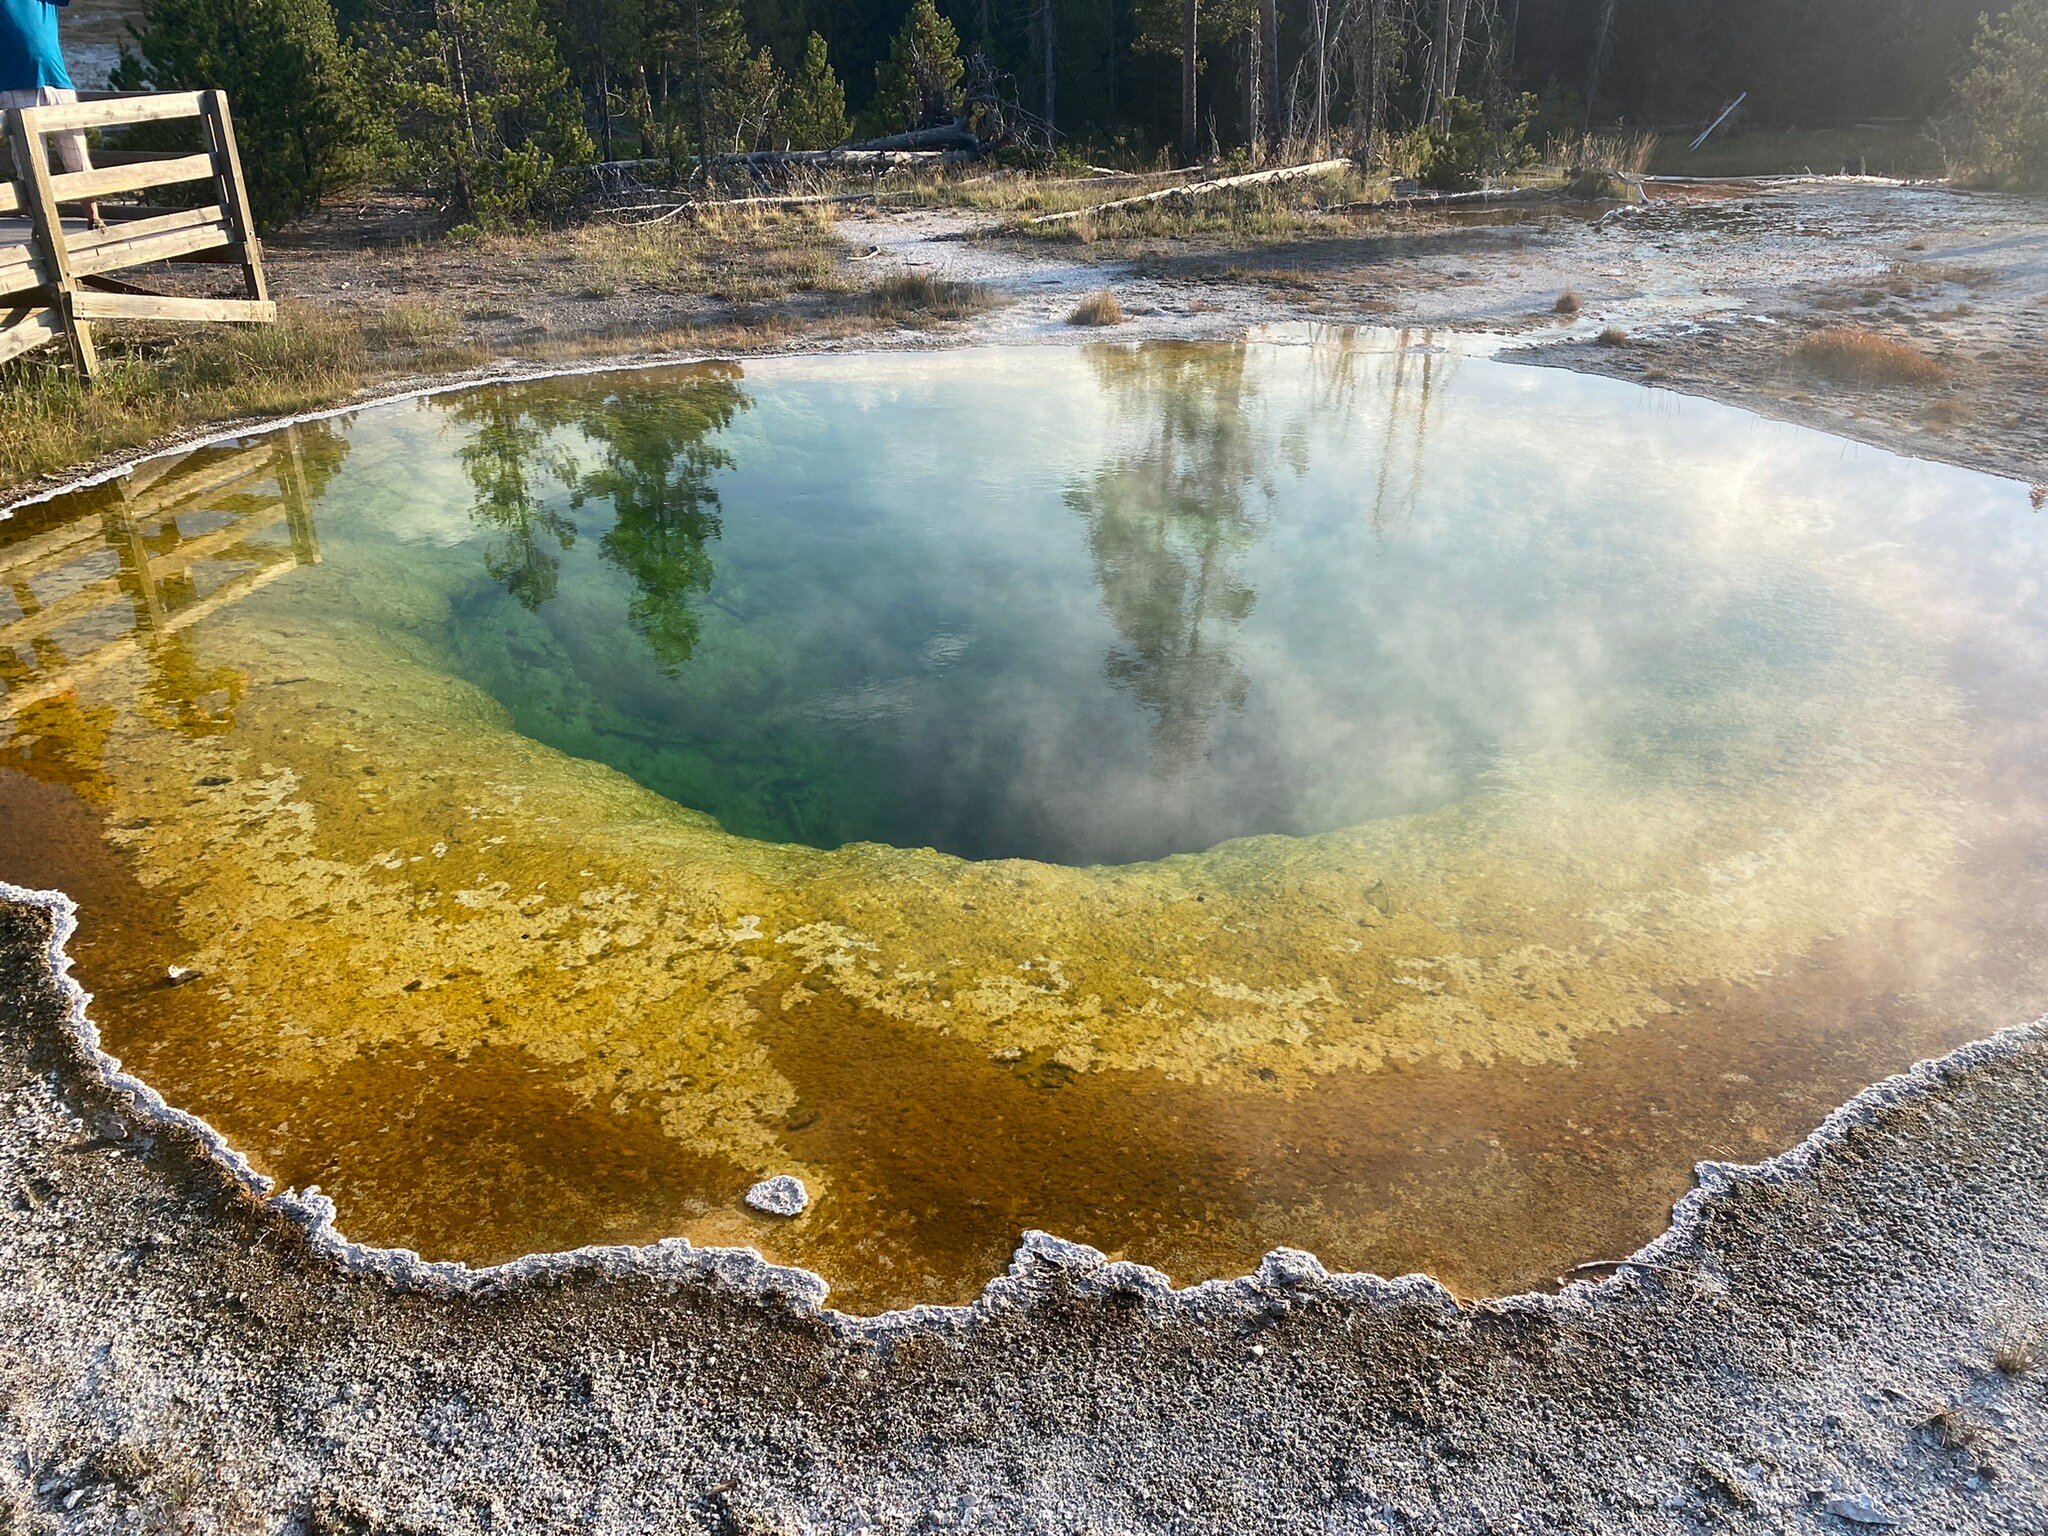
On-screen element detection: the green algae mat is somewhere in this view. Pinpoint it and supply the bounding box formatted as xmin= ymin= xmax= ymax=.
xmin=5 ymin=336 xmax=2046 ymax=1311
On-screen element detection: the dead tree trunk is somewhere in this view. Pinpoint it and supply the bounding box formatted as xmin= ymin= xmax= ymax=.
xmin=1024 ymin=156 xmax=1351 ymax=224
xmin=1181 ymin=0 xmax=1199 ymax=163
xmin=1445 ymin=0 xmax=1471 ymax=104
xmin=690 ymin=0 xmax=713 ymax=187
xmin=1240 ymin=25 xmax=1257 ymax=156
xmin=1583 ymin=0 xmax=1619 ymax=133
xmin=1042 ymin=0 xmax=1058 ymax=131
xmin=1260 ymin=0 xmax=1282 ymax=150
xmin=1429 ymin=0 xmax=1452 ymax=123
xmin=1308 ymin=0 xmax=1332 ymax=149
xmin=848 ymin=122 xmax=982 ymax=152
xmin=1344 ymin=0 xmax=1385 ymax=152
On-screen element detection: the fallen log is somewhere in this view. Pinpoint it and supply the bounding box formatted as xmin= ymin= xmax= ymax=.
xmin=603 ymin=190 xmax=879 ymax=225
xmin=1327 ymin=184 xmax=1566 ymax=213
xmin=587 ymin=148 xmax=960 ymax=189
xmin=720 ymin=148 xmax=964 ymax=169
xmin=1022 ymin=158 xmax=1354 ymax=226
xmin=846 ymin=123 xmax=983 ymax=154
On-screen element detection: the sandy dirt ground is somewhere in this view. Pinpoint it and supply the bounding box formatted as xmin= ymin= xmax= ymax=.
xmin=4 ymin=177 xmax=2048 ymax=1531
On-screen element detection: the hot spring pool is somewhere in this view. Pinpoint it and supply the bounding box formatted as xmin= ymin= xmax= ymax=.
xmin=4 ymin=335 xmax=2045 ymax=1310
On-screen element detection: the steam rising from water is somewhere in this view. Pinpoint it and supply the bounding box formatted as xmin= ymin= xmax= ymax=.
xmin=4 ymin=337 xmax=2045 ymax=1309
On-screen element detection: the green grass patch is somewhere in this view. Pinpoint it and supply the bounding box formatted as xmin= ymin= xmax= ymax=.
xmin=0 ymin=303 xmax=489 ymax=494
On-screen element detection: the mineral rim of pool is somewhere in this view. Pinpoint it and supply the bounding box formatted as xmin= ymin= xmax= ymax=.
xmin=5 ymin=335 xmax=2047 ymax=1312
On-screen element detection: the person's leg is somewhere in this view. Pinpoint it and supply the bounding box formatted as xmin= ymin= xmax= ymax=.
xmin=34 ymin=88 xmax=101 ymax=228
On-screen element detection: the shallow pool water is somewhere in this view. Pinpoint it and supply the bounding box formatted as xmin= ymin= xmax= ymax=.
xmin=5 ymin=335 xmax=2047 ymax=1310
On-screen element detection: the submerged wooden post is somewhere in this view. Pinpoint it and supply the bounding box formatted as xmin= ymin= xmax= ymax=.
xmin=279 ymin=427 xmax=322 ymax=566
xmin=6 ymin=106 xmax=97 ymax=380
xmin=103 ymin=480 xmax=167 ymax=636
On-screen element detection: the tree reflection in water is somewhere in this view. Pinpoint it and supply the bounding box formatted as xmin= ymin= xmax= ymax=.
xmin=1067 ymin=342 xmax=1273 ymax=775
xmin=441 ymin=367 xmax=748 ymax=673
xmin=575 ymin=379 xmax=743 ymax=674
xmin=446 ymin=390 xmax=582 ymax=612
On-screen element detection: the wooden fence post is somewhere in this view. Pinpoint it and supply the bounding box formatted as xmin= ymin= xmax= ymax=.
xmin=6 ymin=106 xmax=97 ymax=380
xmin=198 ymin=90 xmax=267 ymax=304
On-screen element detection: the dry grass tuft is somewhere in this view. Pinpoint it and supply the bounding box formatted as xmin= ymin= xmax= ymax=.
xmin=860 ymin=270 xmax=997 ymax=323
xmin=1596 ymin=326 xmax=1629 ymax=346
xmin=1994 ymin=1336 xmax=2035 ymax=1376
xmin=1554 ymin=290 xmax=1581 ymax=315
xmin=1067 ymin=289 xmax=1126 ymax=326
xmin=1549 ymin=129 xmax=1657 ymax=177
xmin=1793 ymin=326 xmax=1952 ymax=387
xmin=556 ymin=207 xmax=849 ymax=304
xmin=1923 ymin=1406 xmax=1983 ymax=1451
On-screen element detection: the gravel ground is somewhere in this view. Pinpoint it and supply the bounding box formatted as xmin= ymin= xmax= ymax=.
xmin=2 ymin=887 xmax=2045 ymax=1534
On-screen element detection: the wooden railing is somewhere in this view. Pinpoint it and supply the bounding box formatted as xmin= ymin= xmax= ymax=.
xmin=1 ymin=90 xmax=273 ymax=379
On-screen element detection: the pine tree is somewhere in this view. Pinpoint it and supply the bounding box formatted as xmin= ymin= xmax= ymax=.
xmin=872 ymin=0 xmax=966 ymax=133
xmin=726 ymin=46 xmax=786 ymax=153
xmin=783 ymin=33 xmax=851 ymax=148
xmin=110 ymin=0 xmax=379 ymax=229
xmin=1957 ymin=0 xmax=2048 ymax=190
xmin=366 ymin=0 xmax=594 ymax=226
xmin=540 ymin=0 xmax=650 ymax=164
xmin=654 ymin=0 xmax=753 ymax=175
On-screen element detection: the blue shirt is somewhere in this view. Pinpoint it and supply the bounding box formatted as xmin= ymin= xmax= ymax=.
xmin=0 ymin=0 xmax=72 ymax=93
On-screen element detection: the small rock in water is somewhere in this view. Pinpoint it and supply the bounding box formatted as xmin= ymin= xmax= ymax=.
xmin=164 ymin=965 xmax=200 ymax=986
xmin=744 ymin=1175 xmax=808 ymax=1218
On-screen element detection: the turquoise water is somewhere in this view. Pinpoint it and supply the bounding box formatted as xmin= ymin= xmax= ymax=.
xmin=321 ymin=342 xmax=1868 ymax=865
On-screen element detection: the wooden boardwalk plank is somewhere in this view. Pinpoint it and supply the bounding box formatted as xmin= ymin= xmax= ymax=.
xmin=0 ymin=558 xmax=293 ymax=720
xmin=0 ymin=241 xmax=48 ymax=298
xmin=69 ymin=205 xmax=225 ymax=257
xmin=0 ymin=514 xmax=102 ymax=578
xmin=199 ymin=93 xmax=267 ymax=303
xmin=4 ymin=94 xmax=273 ymax=376
xmin=71 ymin=216 xmax=233 ymax=278
xmin=70 ymin=292 xmax=275 ymax=324
xmin=144 ymin=506 xmax=287 ymax=578
xmin=0 ymin=305 xmax=61 ymax=364
xmin=0 ymin=572 xmax=123 ymax=648
xmin=47 ymin=153 xmax=217 ymax=205
xmin=130 ymin=445 xmax=277 ymax=519
xmin=24 ymin=92 xmax=205 ymax=134
xmin=5 ymin=113 xmax=94 ymax=375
